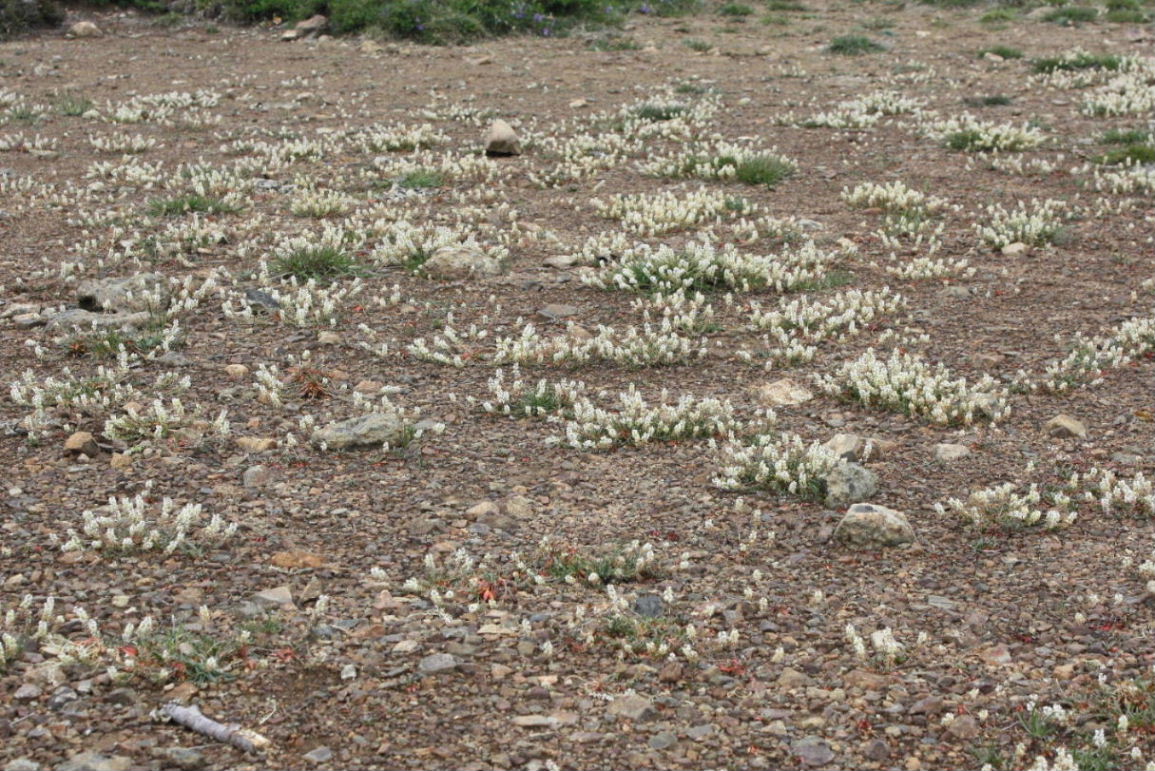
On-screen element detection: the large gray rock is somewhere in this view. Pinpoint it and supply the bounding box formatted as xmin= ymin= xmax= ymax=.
xmin=833 ymin=503 xmax=915 ymax=548
xmin=822 ymin=433 xmax=865 ymax=462
xmin=422 ymin=245 xmax=504 ymax=279
xmin=418 ymin=653 xmax=459 ymax=674
xmin=823 ymin=462 xmax=877 ymax=507
xmin=483 ymin=119 xmax=520 ymax=156
xmin=753 ymin=378 xmax=813 ymax=407
xmin=607 ymin=692 xmax=656 ymax=722
xmin=77 ymin=273 xmax=168 ymax=313
xmin=311 ymin=412 xmax=406 ymax=449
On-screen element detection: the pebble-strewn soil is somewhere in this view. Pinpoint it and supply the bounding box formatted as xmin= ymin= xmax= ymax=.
xmin=1 ymin=4 xmax=1154 ymax=770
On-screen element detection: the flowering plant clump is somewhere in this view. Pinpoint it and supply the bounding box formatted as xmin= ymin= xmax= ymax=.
xmin=555 ymin=385 xmax=742 ymax=450
xmin=817 ymin=348 xmax=1009 ymax=424
xmin=713 ymin=432 xmax=843 ymax=501
xmin=580 ymin=239 xmax=840 ymax=294
xmin=479 ymin=365 xmax=588 ymax=418
xmin=934 ymin=482 xmax=1078 ymax=531
xmin=1029 ymin=314 xmax=1155 ymax=391
xmin=493 ymin=319 xmax=706 ymax=368
xmin=56 ymin=488 xmax=238 ymax=554
xmin=977 ymin=199 xmax=1068 ymax=248
xmin=591 ymin=186 xmax=750 ymax=236
xmin=923 ymin=113 xmax=1046 ymax=152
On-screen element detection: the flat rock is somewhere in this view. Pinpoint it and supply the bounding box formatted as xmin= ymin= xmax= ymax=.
xmin=753 ymin=378 xmax=814 ymax=407
xmin=77 ymin=273 xmax=168 ymax=314
xmin=792 ymin=736 xmax=835 ymax=767
xmin=484 ymin=119 xmax=520 ymax=156
xmin=649 ymin=731 xmax=677 ymax=750
xmin=1046 ymin=414 xmax=1087 ymax=439
xmin=311 ymin=412 xmax=406 ymax=449
xmin=47 ymin=309 xmax=151 ymax=331
xmin=633 ymin=594 xmax=664 ymax=618
xmin=5 ymin=759 xmax=42 ymax=771
xmin=14 ymin=683 xmax=42 ymax=700
xmin=511 ymin=714 xmax=556 ymax=728
xmin=947 ymin=714 xmax=980 ymax=739
xmin=823 ymin=462 xmax=878 ymax=507
xmin=236 ymin=436 xmax=277 ymax=453
xmin=422 ymin=245 xmax=505 ymax=279
xmin=538 ymin=304 xmax=579 ymax=320
xmin=64 ymin=431 xmax=99 ymax=457
xmin=270 ymin=550 xmax=324 ymax=569
xmin=844 ymin=668 xmax=889 ymax=690
xmin=1001 ymin=242 xmax=1027 ymax=255
xmin=777 ymin=667 xmax=814 ymax=689
xmin=833 ymin=503 xmax=915 ymax=548
xmin=242 ymin=465 xmax=274 ymax=488
xmin=161 ymin=748 xmax=206 ymax=771
xmin=68 ymin=21 xmax=103 ymax=38
xmin=607 ymin=693 xmax=656 ymax=722
xmin=934 ymin=443 xmax=970 ymax=461
xmin=418 ymin=652 xmax=460 ymax=674
xmin=303 ymin=747 xmax=332 ymax=764
xmin=55 ymin=753 xmax=132 ymax=771
xmin=822 ymin=433 xmax=865 ymax=462
xmin=253 ymin=585 xmax=293 ymax=608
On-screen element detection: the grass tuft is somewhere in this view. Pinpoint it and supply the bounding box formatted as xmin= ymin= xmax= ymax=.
xmin=270 ymin=245 xmax=362 ymax=281
xmin=827 ymin=34 xmax=884 ymax=55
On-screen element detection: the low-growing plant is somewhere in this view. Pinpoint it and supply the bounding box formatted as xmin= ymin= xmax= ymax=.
xmin=718 ymin=1 xmax=753 ymax=15
xmin=270 ymin=244 xmax=362 ymax=281
xmin=817 ymin=348 xmax=1009 ymax=424
xmin=1043 ymin=5 xmax=1099 ymax=24
xmin=557 ymin=385 xmax=742 ymax=449
xmin=56 ymin=93 xmax=93 ymax=116
xmin=397 ymin=168 xmax=447 ymax=188
xmin=713 ymin=431 xmax=842 ymax=501
xmin=1096 ymin=143 xmax=1155 ymax=165
xmin=827 ymin=34 xmax=885 ymax=55
xmin=684 ymin=38 xmax=712 ymax=52
xmin=1101 ymin=127 xmax=1150 ymax=145
xmin=977 ymin=45 xmax=1023 ymax=59
xmin=149 ymin=194 xmax=242 ymax=217
xmin=1033 ymin=50 xmax=1122 ymax=73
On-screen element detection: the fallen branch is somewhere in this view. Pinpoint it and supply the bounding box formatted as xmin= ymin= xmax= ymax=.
xmin=161 ymin=702 xmax=271 ymax=753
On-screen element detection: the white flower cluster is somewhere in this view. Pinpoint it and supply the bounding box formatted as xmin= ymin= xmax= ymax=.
xmin=988 ymin=154 xmax=1064 ymax=177
xmin=1093 ymin=163 xmax=1155 ymax=195
xmin=223 ymin=277 xmax=364 ymax=327
xmin=923 ymin=113 xmax=1046 ymax=152
xmin=555 ymin=385 xmax=741 ymax=450
xmin=1 ymin=596 xmax=106 ymax=672
xmin=842 ymin=181 xmax=945 ymax=215
xmin=368 ymin=220 xmax=506 ymax=271
xmin=493 ymin=320 xmax=706 ymax=368
xmin=58 ymin=488 xmax=237 ymax=555
xmin=581 ymin=238 xmax=839 ymax=294
xmin=1086 ymin=468 xmax=1155 ymax=519
xmin=637 ymin=141 xmax=795 ymax=186
xmin=85 ymin=158 xmax=166 ymax=189
xmin=289 ymin=186 xmax=357 ymax=218
xmin=371 ymin=150 xmax=500 ymax=185
xmin=713 ymin=432 xmax=842 ymax=501
xmin=885 ymin=253 xmax=972 ymax=281
xmin=103 ymin=398 xmax=229 ymax=445
xmin=407 ymin=314 xmax=490 ymax=367
xmin=1137 ymin=548 xmax=1155 ymax=595
xmin=803 ymin=102 xmax=881 ymax=129
xmin=528 ymin=129 xmax=638 ymax=187
xmin=479 ymin=365 xmax=588 ymax=418
xmin=977 ymin=198 xmax=1067 ymax=248
xmin=633 ymin=291 xmax=719 ymax=335
xmin=106 ymin=89 xmax=221 ymax=126
xmin=87 ymin=132 xmax=158 ymax=154
xmin=0 ymin=133 xmax=58 ymax=153
xmin=343 ymin=121 xmax=447 ymax=153
xmin=591 ymin=186 xmax=747 ymax=236
xmin=1033 ymin=313 xmax=1155 ymax=391
xmin=934 ymin=482 xmax=1077 ymax=531
xmin=1082 ymin=69 xmax=1155 ymax=116
xmin=9 ymin=361 xmax=142 ymax=438
xmin=747 ymin=287 xmax=907 ymax=365
xmin=816 ymin=348 xmax=1009 ymax=424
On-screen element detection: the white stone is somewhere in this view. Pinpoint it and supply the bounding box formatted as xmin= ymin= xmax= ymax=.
xmin=833 ymin=503 xmax=915 ymax=549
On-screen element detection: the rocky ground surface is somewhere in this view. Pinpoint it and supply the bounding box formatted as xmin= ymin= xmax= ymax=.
xmin=1 ymin=3 xmax=1154 ymax=770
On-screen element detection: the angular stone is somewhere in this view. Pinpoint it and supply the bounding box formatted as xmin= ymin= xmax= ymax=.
xmin=484 ymin=119 xmax=520 ymax=156
xmin=68 ymin=21 xmax=103 ymax=38
xmin=823 ymin=462 xmax=878 ymax=507
xmin=633 ymin=594 xmax=664 ymax=618
xmin=777 ymin=667 xmax=814 ymax=689
xmin=64 ymin=431 xmax=99 ymax=457
xmin=55 ymin=753 xmax=132 ymax=771
xmin=753 ymin=378 xmax=814 ymax=407
xmin=311 ymin=412 xmax=406 ymax=450
xmin=418 ymin=652 xmax=460 ymax=674
xmin=5 ymin=758 xmax=43 ymax=771
xmin=269 ymin=550 xmax=324 ymax=569
xmin=844 ymin=668 xmax=889 ymax=690
xmin=607 ymin=693 xmax=656 ymax=722
xmin=161 ymin=748 xmax=206 ymax=771
xmin=1001 ymin=242 xmax=1027 ymax=256
xmin=235 ymin=435 xmax=276 ymax=454
xmin=512 ymin=714 xmax=556 ymax=728
xmin=14 ymin=683 xmax=42 ymax=700
xmin=303 ymin=746 xmax=332 ymax=764
xmin=537 ymin=304 xmax=579 ymax=320
xmin=77 ymin=273 xmax=168 ymax=314
xmin=241 ymin=464 xmax=272 ymax=488
xmin=822 ymin=433 xmax=865 ymax=462
xmin=947 ymin=714 xmax=980 ymax=739
xmin=649 ymin=731 xmax=677 ymax=750
xmin=792 ymin=736 xmax=835 ymax=767
xmin=253 ymin=585 xmax=293 ymax=608
xmin=833 ymin=503 xmax=915 ymax=549
xmin=422 ymin=245 xmax=504 ymax=279
xmin=934 ymin=443 xmax=970 ymax=461
xmin=1046 ymin=414 xmax=1086 ymax=439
